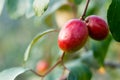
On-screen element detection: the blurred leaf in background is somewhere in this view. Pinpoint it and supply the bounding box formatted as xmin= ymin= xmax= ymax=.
xmin=6 ymin=0 xmax=27 ymax=19
xmin=33 ymin=0 xmax=49 ymax=16
xmin=0 ymin=0 xmax=120 ymax=80
xmin=0 ymin=0 xmax=5 ymax=15
xmin=0 ymin=67 xmax=29 ymax=80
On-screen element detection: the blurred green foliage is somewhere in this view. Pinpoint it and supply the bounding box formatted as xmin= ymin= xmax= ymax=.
xmin=0 ymin=0 xmax=120 ymax=80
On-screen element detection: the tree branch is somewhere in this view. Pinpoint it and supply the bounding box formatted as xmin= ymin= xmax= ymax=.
xmin=31 ymin=52 xmax=65 ymax=77
xmin=104 ymin=62 xmax=120 ymax=69
xmin=80 ymin=0 xmax=90 ymax=20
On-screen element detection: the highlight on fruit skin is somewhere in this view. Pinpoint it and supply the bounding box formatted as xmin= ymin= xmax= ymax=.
xmin=58 ymin=19 xmax=88 ymax=53
xmin=85 ymin=15 xmax=109 ymax=40
xmin=36 ymin=60 xmax=49 ymax=75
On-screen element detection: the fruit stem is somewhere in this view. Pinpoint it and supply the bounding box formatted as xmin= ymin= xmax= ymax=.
xmin=31 ymin=52 xmax=65 ymax=78
xmin=80 ymin=0 xmax=90 ymax=20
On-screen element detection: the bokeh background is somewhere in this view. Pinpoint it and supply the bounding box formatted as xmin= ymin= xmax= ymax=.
xmin=0 ymin=0 xmax=120 ymax=80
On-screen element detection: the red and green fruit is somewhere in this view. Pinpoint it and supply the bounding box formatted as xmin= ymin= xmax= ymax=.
xmin=85 ymin=15 xmax=109 ymax=40
xmin=58 ymin=19 xmax=88 ymax=53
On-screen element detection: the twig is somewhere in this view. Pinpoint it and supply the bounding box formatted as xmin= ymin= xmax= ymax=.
xmin=31 ymin=52 xmax=65 ymax=77
xmin=80 ymin=0 xmax=90 ymax=20
xmin=104 ymin=62 xmax=120 ymax=69
xmin=43 ymin=59 xmax=61 ymax=76
xmin=60 ymin=52 xmax=65 ymax=60
xmin=62 ymin=62 xmax=68 ymax=71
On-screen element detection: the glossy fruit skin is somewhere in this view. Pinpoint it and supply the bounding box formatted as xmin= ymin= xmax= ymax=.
xmin=36 ymin=60 xmax=49 ymax=74
xmin=58 ymin=19 xmax=88 ymax=53
xmin=85 ymin=15 xmax=109 ymax=40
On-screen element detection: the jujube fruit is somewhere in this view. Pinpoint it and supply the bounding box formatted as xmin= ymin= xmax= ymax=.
xmin=85 ymin=15 xmax=109 ymax=40
xmin=58 ymin=19 xmax=88 ymax=53
xmin=36 ymin=60 xmax=49 ymax=75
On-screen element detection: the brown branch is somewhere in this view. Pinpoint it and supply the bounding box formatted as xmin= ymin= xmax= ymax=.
xmin=31 ymin=52 xmax=65 ymax=77
xmin=104 ymin=62 xmax=120 ymax=69
xmin=80 ymin=0 xmax=90 ymax=20
xmin=62 ymin=62 xmax=68 ymax=71
xmin=60 ymin=53 xmax=68 ymax=70
xmin=60 ymin=52 xmax=65 ymax=60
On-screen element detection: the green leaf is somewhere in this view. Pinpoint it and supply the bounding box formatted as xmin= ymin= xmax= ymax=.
xmin=91 ymin=35 xmax=112 ymax=65
xmin=0 ymin=67 xmax=29 ymax=80
xmin=24 ymin=29 xmax=56 ymax=62
xmin=33 ymin=0 xmax=49 ymax=16
xmin=74 ymin=0 xmax=82 ymax=5
xmin=107 ymin=0 xmax=120 ymax=42
xmin=6 ymin=0 xmax=27 ymax=19
xmin=81 ymin=51 xmax=100 ymax=69
xmin=0 ymin=0 xmax=5 ymax=15
xmin=68 ymin=63 xmax=92 ymax=80
xmin=40 ymin=0 xmax=67 ymax=19
xmin=34 ymin=0 xmax=67 ymax=26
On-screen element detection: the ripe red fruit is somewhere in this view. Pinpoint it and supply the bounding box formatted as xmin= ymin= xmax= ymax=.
xmin=36 ymin=60 xmax=49 ymax=74
xmin=85 ymin=15 xmax=109 ymax=40
xmin=58 ymin=19 xmax=88 ymax=53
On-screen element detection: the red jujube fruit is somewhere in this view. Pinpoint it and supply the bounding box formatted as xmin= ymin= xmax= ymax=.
xmin=58 ymin=19 xmax=88 ymax=53
xmin=85 ymin=15 xmax=109 ymax=40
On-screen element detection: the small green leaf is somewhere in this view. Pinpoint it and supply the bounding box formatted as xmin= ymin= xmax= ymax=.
xmin=33 ymin=0 xmax=49 ymax=16
xmin=74 ymin=0 xmax=82 ymax=5
xmin=67 ymin=62 xmax=92 ymax=80
xmin=107 ymin=0 xmax=120 ymax=42
xmin=91 ymin=35 xmax=112 ymax=65
xmin=0 ymin=0 xmax=5 ymax=15
xmin=24 ymin=29 xmax=56 ymax=62
xmin=6 ymin=0 xmax=27 ymax=19
xmin=0 ymin=67 xmax=29 ymax=80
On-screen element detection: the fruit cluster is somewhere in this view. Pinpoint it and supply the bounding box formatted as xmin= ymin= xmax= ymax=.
xmin=58 ymin=15 xmax=109 ymax=53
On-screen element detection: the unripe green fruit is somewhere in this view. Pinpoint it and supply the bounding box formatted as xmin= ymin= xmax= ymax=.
xmin=85 ymin=15 xmax=109 ymax=40
xmin=58 ymin=19 xmax=88 ymax=53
